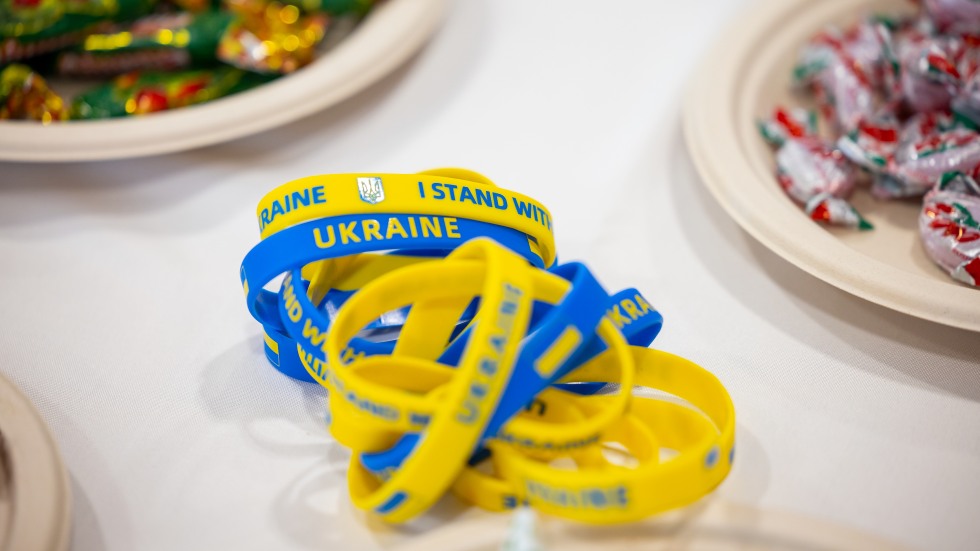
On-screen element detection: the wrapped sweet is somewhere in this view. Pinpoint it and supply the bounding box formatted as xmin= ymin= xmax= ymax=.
xmin=774 ymin=138 xmax=859 ymax=205
xmin=922 ymin=0 xmax=980 ymax=35
xmin=759 ymin=107 xmax=870 ymax=229
xmin=899 ymin=36 xmax=963 ymax=113
xmin=0 ymin=63 xmax=68 ymax=122
xmin=217 ymin=0 xmax=329 ymax=74
xmin=794 ymin=27 xmax=879 ymax=132
xmin=171 ymin=0 xmax=220 ymax=12
xmin=288 ymin=0 xmax=373 ymax=14
xmin=807 ymin=192 xmax=874 ymax=230
xmin=70 ymin=67 xmax=271 ymax=119
xmin=55 ymin=12 xmax=235 ymax=77
xmin=888 ymin=124 xmax=980 ymax=197
xmin=952 ymin=72 xmax=980 ymax=128
xmin=837 ymin=111 xmax=901 ymax=171
xmin=0 ymin=0 xmax=157 ymax=64
xmin=857 ymin=111 xmax=971 ymax=199
xmin=920 ymin=170 xmax=980 ymax=286
xmin=757 ymin=106 xmax=817 ymax=144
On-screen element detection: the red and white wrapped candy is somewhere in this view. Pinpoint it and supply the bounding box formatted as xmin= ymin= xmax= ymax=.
xmin=807 ymin=192 xmax=874 ymax=230
xmin=759 ymin=108 xmax=870 ymax=229
xmin=923 ymin=0 xmax=980 ymax=35
xmin=794 ymin=27 xmax=880 ymax=132
xmin=900 ymin=35 xmax=962 ymax=113
xmin=767 ymin=1 xmax=980 ymax=285
xmin=890 ymin=125 xmax=980 ymax=196
xmin=837 ymin=111 xmax=901 ymax=171
xmin=920 ymin=170 xmax=980 ymax=286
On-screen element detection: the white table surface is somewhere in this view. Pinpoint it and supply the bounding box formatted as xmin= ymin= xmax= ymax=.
xmin=2 ymin=1 xmax=979 ymax=550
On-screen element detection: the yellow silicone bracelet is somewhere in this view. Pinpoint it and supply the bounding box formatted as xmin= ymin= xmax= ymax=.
xmin=304 ymin=256 xmax=635 ymax=456
xmin=335 ymin=239 xmax=535 ymax=522
xmin=494 ymin=319 xmax=634 ymax=458
xmin=487 ymin=348 xmax=735 ymax=524
xmin=256 ymin=170 xmax=556 ymax=267
xmin=451 ymin=391 xmax=627 ymax=512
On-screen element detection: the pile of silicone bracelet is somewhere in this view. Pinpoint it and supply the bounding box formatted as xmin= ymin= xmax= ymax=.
xmin=239 ymin=168 xmax=735 ymax=524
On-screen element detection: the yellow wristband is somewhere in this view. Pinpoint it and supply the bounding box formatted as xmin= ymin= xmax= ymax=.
xmin=256 ymin=170 xmax=556 ymax=267
xmin=335 ymin=239 xmax=535 ymax=522
xmin=487 ymin=347 xmax=735 ymax=524
xmin=308 ymin=259 xmax=635 ymax=456
xmin=451 ymin=391 xmax=624 ymax=512
xmin=493 ymin=319 xmax=634 ymax=458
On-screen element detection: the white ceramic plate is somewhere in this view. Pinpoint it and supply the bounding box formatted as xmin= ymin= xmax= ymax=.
xmin=683 ymin=0 xmax=980 ymax=333
xmin=0 ymin=374 xmax=71 ymax=551
xmin=0 ymin=0 xmax=448 ymax=162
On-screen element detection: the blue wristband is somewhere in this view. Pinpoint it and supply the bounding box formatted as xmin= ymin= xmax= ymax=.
xmin=357 ymin=285 xmax=664 ymax=471
xmin=555 ymin=287 xmax=663 ymax=396
xmin=240 ymin=213 xmax=547 ymax=380
xmin=359 ymin=262 xmax=613 ymax=474
xmin=241 ymin=213 xmax=544 ymax=329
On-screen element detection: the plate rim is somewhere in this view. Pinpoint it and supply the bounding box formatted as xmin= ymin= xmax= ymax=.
xmin=0 ymin=373 xmax=71 ymax=551
xmin=682 ymin=0 xmax=980 ymax=333
xmin=0 ymin=0 xmax=449 ymax=162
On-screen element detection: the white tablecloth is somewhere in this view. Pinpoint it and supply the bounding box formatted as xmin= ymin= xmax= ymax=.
xmin=2 ymin=1 xmax=979 ymax=550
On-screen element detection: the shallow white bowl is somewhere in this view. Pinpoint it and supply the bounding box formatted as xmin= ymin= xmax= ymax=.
xmin=684 ymin=0 xmax=980 ymax=333
xmin=0 ymin=0 xmax=448 ymax=162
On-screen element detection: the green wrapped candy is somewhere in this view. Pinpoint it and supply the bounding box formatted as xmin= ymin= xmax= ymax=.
xmin=0 ymin=63 xmax=69 ymax=122
xmin=70 ymin=67 xmax=273 ymax=119
xmin=279 ymin=0 xmax=373 ymax=15
xmin=0 ymin=0 xmax=157 ymax=64
xmin=56 ymin=11 xmax=235 ymax=76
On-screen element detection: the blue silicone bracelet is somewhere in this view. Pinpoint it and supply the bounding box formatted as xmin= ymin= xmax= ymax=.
xmin=356 ymin=286 xmax=664 ymax=471
xmin=241 ymin=213 xmax=544 ymax=329
xmin=359 ymin=261 xmax=613 ymax=474
xmin=554 ymin=287 xmax=663 ymax=396
xmin=240 ymin=213 xmax=547 ymax=380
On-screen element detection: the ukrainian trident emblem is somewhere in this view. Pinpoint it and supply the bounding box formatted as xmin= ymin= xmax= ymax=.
xmin=357 ymin=177 xmax=385 ymax=204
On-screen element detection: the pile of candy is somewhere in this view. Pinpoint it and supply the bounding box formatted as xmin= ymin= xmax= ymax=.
xmin=239 ymin=169 xmax=735 ymax=524
xmin=0 ymin=0 xmax=373 ymax=121
xmin=759 ymin=0 xmax=980 ymax=287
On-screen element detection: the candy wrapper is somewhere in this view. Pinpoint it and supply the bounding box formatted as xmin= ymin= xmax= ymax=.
xmin=922 ymin=0 xmax=980 ymax=35
xmin=794 ymin=24 xmax=885 ymax=133
xmin=952 ymin=72 xmax=980 ymax=128
xmin=759 ymin=107 xmax=870 ymax=229
xmin=839 ymin=110 xmax=980 ymax=199
xmin=55 ymin=12 xmax=235 ymax=77
xmin=281 ymin=0 xmax=374 ymax=16
xmin=899 ymin=35 xmax=963 ymax=113
xmin=0 ymin=0 xmax=157 ymax=64
xmin=920 ymin=170 xmax=980 ymax=286
xmin=807 ymin=192 xmax=874 ymax=230
xmin=70 ymin=67 xmax=271 ymax=119
xmin=169 ymin=0 xmax=372 ymax=17
xmin=171 ymin=0 xmax=220 ymax=12
xmin=900 ymin=110 xmax=958 ymax=142
xmin=887 ymin=123 xmax=980 ymax=197
xmin=0 ymin=63 xmax=68 ymax=122
xmin=837 ymin=111 xmax=901 ymax=171
xmin=217 ymin=0 xmax=329 ymax=74
xmin=774 ymin=138 xmax=859 ymax=204
xmin=757 ymin=106 xmax=817 ymax=146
